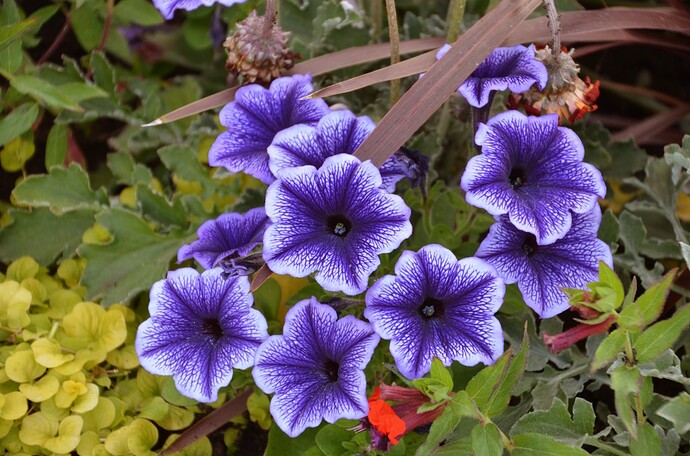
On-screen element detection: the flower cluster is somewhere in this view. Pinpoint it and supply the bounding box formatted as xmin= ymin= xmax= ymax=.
xmin=136 ymin=39 xmax=609 ymax=445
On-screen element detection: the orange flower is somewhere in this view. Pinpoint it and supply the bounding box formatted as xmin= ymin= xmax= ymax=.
xmin=367 ymin=387 xmax=406 ymax=445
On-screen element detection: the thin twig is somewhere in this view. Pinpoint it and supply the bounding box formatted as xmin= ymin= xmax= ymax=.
xmin=542 ymin=0 xmax=561 ymax=55
xmin=262 ymin=0 xmax=277 ymax=37
xmin=158 ymin=389 xmax=252 ymax=456
xmin=384 ymin=0 xmax=400 ymax=106
xmin=37 ymin=12 xmax=71 ymax=65
xmin=96 ymin=0 xmax=115 ymax=52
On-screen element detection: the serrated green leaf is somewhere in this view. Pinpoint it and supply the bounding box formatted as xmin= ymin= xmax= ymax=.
xmin=619 ymin=270 xmax=674 ymax=330
xmin=511 ymin=433 xmax=589 ymax=456
xmin=591 ymin=328 xmax=626 ymax=372
xmin=136 ymin=185 xmax=189 ymax=228
xmin=0 ymin=207 xmax=95 ymax=265
xmin=629 ymin=422 xmax=661 ymax=456
xmin=597 ymin=261 xmax=624 ymax=307
xmin=45 ymin=123 xmax=68 ymax=169
xmin=655 ymin=392 xmax=690 ymax=434
xmin=12 ymin=164 xmax=108 ymax=213
xmin=58 ymin=81 xmax=109 ymax=103
xmin=633 ymin=304 xmax=690 ymax=363
xmin=10 ymin=75 xmax=83 ymax=111
xmin=79 ymin=208 xmax=194 ymax=305
xmin=90 ymin=51 xmax=117 ymax=95
xmin=510 ymin=398 xmax=588 ymax=446
xmin=0 ymin=102 xmax=39 ymax=146
xmin=471 ymin=422 xmax=502 ymax=456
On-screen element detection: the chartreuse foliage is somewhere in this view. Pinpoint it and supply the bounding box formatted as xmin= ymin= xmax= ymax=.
xmin=0 ymin=256 xmax=255 ymax=455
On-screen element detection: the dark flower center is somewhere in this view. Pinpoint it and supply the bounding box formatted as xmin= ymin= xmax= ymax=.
xmin=521 ymin=234 xmax=539 ymax=256
xmin=203 ymin=319 xmax=224 ymax=341
xmin=323 ymin=358 xmax=340 ymax=382
xmin=326 ymin=215 xmax=352 ymax=237
xmin=418 ymin=298 xmax=445 ymax=320
xmin=509 ymin=167 xmax=526 ymax=189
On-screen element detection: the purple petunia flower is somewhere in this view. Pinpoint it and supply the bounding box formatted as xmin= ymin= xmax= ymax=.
xmin=253 ymin=297 xmax=380 ymax=437
xmin=364 ymin=244 xmax=505 ymax=380
xmin=153 ymin=0 xmax=247 ymax=20
xmin=460 ymin=111 xmax=606 ymax=245
xmin=435 ymin=43 xmax=547 ymax=108
xmin=135 ymin=268 xmax=268 ymax=402
xmin=208 ymin=74 xmax=330 ymax=184
xmin=475 ymin=207 xmax=612 ymax=319
xmin=263 ymin=154 xmax=413 ymax=295
xmin=177 ymin=207 xmax=270 ymax=269
xmin=268 ymin=110 xmax=424 ymax=192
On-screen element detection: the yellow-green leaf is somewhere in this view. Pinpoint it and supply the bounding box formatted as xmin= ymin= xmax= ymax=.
xmin=80 ymin=397 xmax=116 ymax=432
xmin=0 ymin=280 xmax=31 ymax=329
xmin=6 ymin=256 xmax=39 ymax=282
xmin=0 ymin=135 xmax=35 ymax=172
xmin=19 ymin=374 xmax=60 ymax=402
xmin=31 ymin=338 xmax=75 ymax=368
xmin=5 ymin=349 xmax=46 ymax=383
xmin=128 ymin=418 xmax=159 ymax=456
xmin=71 ymin=383 xmax=99 ymax=413
xmin=0 ymin=391 xmax=28 ymax=420
xmin=19 ymin=411 xmax=58 ymax=446
xmin=43 ymin=415 xmax=83 ymax=454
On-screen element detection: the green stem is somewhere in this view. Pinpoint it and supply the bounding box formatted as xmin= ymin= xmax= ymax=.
xmin=624 ymin=331 xmax=635 ymax=364
xmin=583 ymin=437 xmax=629 ymax=456
xmin=384 ymin=0 xmax=400 ymax=106
xmin=445 ymin=0 xmax=467 ymax=43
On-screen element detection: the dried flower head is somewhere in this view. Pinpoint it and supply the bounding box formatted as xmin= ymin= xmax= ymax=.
xmin=509 ymin=46 xmax=600 ymax=124
xmin=224 ymin=11 xmax=295 ymax=84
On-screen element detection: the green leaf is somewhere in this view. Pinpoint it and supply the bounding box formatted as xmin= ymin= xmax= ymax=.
xmin=12 ymin=164 xmax=108 ymax=213
xmin=471 ymin=422 xmax=502 ymax=456
xmin=45 ymin=123 xmax=68 ymax=169
xmin=633 ymin=304 xmax=690 ymax=363
xmin=0 ymin=207 xmax=95 ymax=265
xmin=618 ymin=270 xmax=674 ymax=330
xmin=265 ymin=424 xmax=320 ymax=456
xmin=114 ymin=0 xmax=164 ymax=26
xmin=10 ymin=75 xmax=83 ymax=111
xmin=597 ymin=209 xmax=619 ymax=249
xmin=430 ymin=357 xmax=454 ymax=391
xmin=0 ymin=102 xmax=39 ymax=146
xmin=610 ymin=364 xmax=642 ymax=438
xmin=414 ymin=398 xmax=465 ymax=454
xmin=79 ymin=208 xmax=194 ymax=305
xmin=664 ymin=134 xmax=690 ymax=184
xmin=591 ymin=328 xmax=626 ymax=372
xmin=655 ymin=392 xmax=690 ymax=434
xmin=596 ymin=261 xmax=624 ymax=307
xmin=0 ymin=0 xmax=23 ymax=74
xmin=466 ymin=327 xmax=528 ymax=417
xmin=315 ymin=424 xmax=354 ymax=456
xmin=136 ymin=185 xmax=189 ymax=228
xmin=413 ymin=357 xmax=454 ymax=403
xmin=511 ymin=433 xmax=589 ymax=456
xmin=510 ymin=398 xmax=589 ymax=446
xmin=629 ymin=422 xmax=661 ymax=456
xmin=0 ymin=134 xmax=35 ymax=172
xmin=90 ymin=51 xmax=116 ymax=95
xmin=57 ymin=82 xmax=109 ymax=103
xmin=0 ymin=17 xmax=38 ymax=50
xmin=71 ymin=3 xmax=102 ymax=51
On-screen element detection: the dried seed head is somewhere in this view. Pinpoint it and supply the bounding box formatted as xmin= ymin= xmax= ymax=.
xmin=223 ymin=11 xmax=295 ymax=85
xmin=508 ymin=46 xmax=600 ymax=124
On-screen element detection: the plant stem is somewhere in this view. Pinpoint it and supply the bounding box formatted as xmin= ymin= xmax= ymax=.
xmin=38 ymin=11 xmax=71 ymax=65
xmin=583 ymin=437 xmax=629 ymax=456
xmin=262 ymin=0 xmax=277 ymax=37
xmin=445 ymin=0 xmax=467 ymax=43
xmin=371 ymin=0 xmax=383 ymax=43
xmin=542 ymin=0 xmax=561 ymax=57
xmin=96 ymin=0 xmax=115 ymax=52
xmin=384 ymin=0 xmax=400 ymax=106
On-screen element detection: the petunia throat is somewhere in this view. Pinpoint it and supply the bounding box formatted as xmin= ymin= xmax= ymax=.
xmin=521 ymin=234 xmax=539 ymax=257
xmin=509 ymin=167 xmax=527 ymax=189
xmin=326 ymin=215 xmax=352 ymax=237
xmin=322 ymin=358 xmax=340 ymax=382
xmin=203 ymin=318 xmax=224 ymax=341
xmin=417 ymin=297 xmax=445 ymax=320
